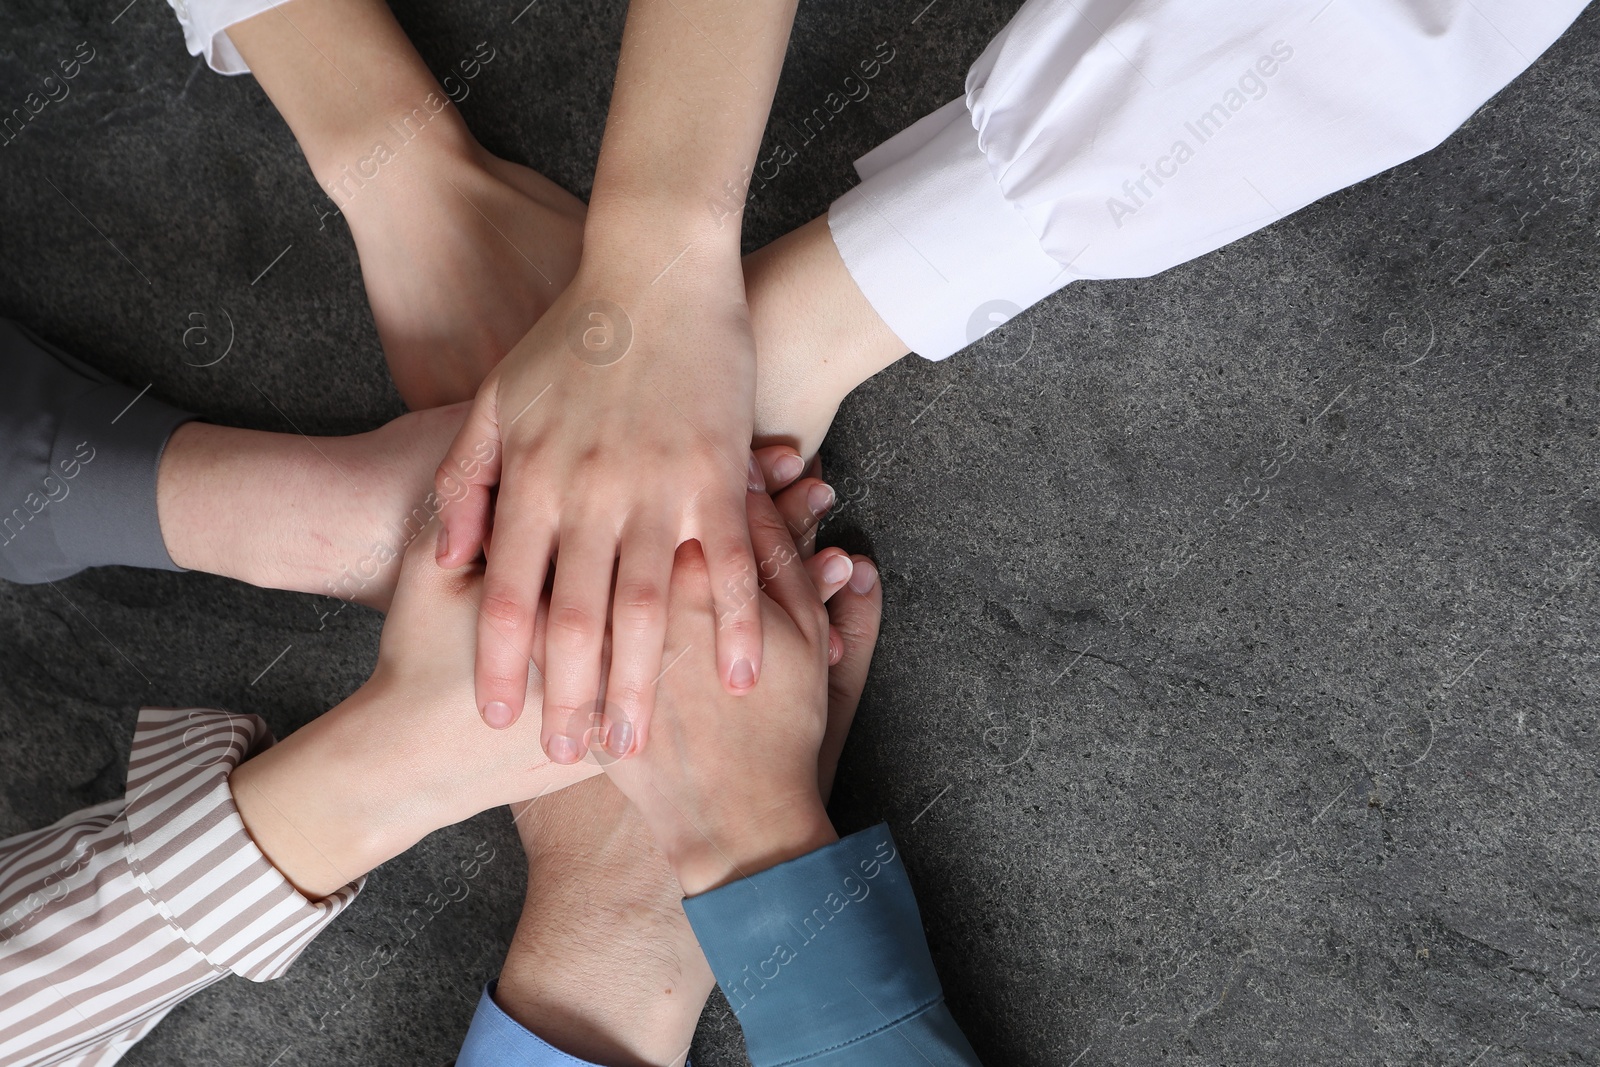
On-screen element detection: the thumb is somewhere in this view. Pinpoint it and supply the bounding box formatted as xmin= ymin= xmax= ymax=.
xmin=819 ymin=557 xmax=882 ymax=799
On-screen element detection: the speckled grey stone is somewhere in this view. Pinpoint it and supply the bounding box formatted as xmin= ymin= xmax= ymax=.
xmin=2 ymin=1 xmax=1598 ymax=1065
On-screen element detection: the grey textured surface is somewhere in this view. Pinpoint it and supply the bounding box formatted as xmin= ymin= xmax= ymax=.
xmin=2 ymin=1 xmax=1599 ymax=1065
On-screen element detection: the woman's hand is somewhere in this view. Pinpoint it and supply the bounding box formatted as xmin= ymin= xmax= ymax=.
xmin=227 ymin=518 xmax=597 ymax=900
xmin=433 ymin=242 xmax=762 ymax=767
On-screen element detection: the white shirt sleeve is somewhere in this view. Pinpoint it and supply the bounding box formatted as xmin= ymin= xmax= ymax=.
xmin=163 ymin=0 xmax=290 ymax=74
xmin=828 ymin=0 xmax=1592 ymax=360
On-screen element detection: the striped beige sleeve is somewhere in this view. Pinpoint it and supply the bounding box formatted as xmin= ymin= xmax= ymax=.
xmin=0 ymin=707 xmax=365 ymax=1067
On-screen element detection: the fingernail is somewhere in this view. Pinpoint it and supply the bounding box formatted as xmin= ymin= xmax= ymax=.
xmin=482 ymin=701 xmax=515 ymax=729
xmin=548 ymin=734 xmax=582 ymax=764
xmin=772 ymin=453 xmax=805 ymax=484
xmin=747 ymin=456 xmax=766 ymax=493
xmin=808 ymin=482 xmax=835 ymax=516
xmin=848 ymin=559 xmax=878 ymax=594
xmin=436 ymin=526 xmax=451 ymax=562
xmin=606 ymin=719 xmax=634 ymax=758
xmin=730 ymin=657 xmax=756 ymax=690
xmin=822 ymin=553 xmax=853 ymax=585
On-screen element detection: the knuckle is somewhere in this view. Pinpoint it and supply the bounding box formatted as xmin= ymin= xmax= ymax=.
xmin=721 ymin=613 xmax=760 ymax=643
xmin=719 ymin=550 xmax=756 ymax=582
xmin=611 ymin=680 xmax=651 ymax=711
xmin=548 ymin=603 xmax=601 ymax=644
xmin=614 ymin=580 xmax=664 ymax=619
xmin=831 ymin=612 xmax=876 ymax=644
xmin=480 ymin=590 xmax=531 ymax=631
xmin=483 ymin=669 xmax=526 ymax=694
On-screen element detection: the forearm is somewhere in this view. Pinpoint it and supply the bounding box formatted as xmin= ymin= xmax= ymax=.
xmin=585 ymin=0 xmax=798 ymax=263
xmin=491 ymin=783 xmax=714 ymax=1067
xmin=745 ymin=216 xmax=908 ymax=452
xmin=155 ymin=406 xmax=460 ymax=608
xmin=226 ymin=0 xmax=473 ymax=191
xmin=228 ymin=675 xmax=597 ymax=900
xmin=0 ymin=708 xmax=361 ymax=1066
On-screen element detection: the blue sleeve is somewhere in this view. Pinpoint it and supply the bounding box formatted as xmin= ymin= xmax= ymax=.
xmin=455 ymin=982 xmax=609 ymax=1067
xmin=681 ymin=824 xmax=981 ymax=1066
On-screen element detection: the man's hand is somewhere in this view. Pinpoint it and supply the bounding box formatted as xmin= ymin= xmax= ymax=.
xmin=596 ymin=487 xmax=877 ymax=896
xmin=491 ymin=463 xmax=881 ymax=1064
xmin=434 ymin=244 xmax=762 ymax=765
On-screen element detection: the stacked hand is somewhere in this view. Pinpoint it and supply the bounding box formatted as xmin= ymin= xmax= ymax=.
xmin=600 ymin=480 xmax=882 ymax=895
xmin=434 ymin=244 xmax=763 ymax=766
xmin=492 ymin=460 xmax=881 ymax=1065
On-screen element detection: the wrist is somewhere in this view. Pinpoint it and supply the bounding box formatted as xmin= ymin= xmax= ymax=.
xmin=227 ymin=0 xmax=477 ymax=207
xmin=582 ymin=190 xmax=744 ymax=271
xmin=304 ymin=99 xmax=478 ymax=223
xmin=228 ymin=680 xmax=429 ymax=899
xmin=665 ymin=793 xmax=838 ymax=897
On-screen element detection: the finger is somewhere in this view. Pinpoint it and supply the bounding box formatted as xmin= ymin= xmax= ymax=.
xmin=434 ymin=381 xmax=503 ymax=568
xmin=473 ymin=490 xmax=554 ymax=730
xmin=754 ymin=445 xmax=805 ymax=493
xmin=804 ymin=547 xmax=854 ymax=602
xmin=820 ymin=555 xmax=882 ymax=798
xmin=601 ymin=519 xmax=676 ymax=759
xmin=542 ymin=524 xmax=619 ymax=765
xmin=667 ymin=538 xmax=714 ymax=621
xmin=772 ymin=477 xmax=834 ymax=559
xmin=802 ymin=453 xmax=823 ymax=482
xmin=706 ymin=491 xmax=764 ymax=694
xmin=742 ymin=489 xmax=817 ymax=636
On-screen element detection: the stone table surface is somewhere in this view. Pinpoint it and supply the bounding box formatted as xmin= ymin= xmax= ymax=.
xmin=1 ymin=1 xmax=1597 ymax=1065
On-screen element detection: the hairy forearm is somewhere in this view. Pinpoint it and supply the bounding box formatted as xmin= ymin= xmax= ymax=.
xmin=493 ymin=780 xmax=714 ymax=1067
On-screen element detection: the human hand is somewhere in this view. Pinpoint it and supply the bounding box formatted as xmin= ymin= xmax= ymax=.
xmin=227 ymin=0 xmax=587 ymax=410
xmin=490 ymin=464 xmax=880 ymax=1060
xmin=346 ymin=140 xmax=586 ymax=409
xmin=595 ymin=484 xmax=880 ymax=896
xmin=434 ymin=241 xmax=762 ymax=767
xmin=228 ymin=519 xmax=598 ymax=899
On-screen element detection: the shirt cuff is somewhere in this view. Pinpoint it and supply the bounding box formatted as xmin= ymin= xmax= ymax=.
xmin=124 ymin=707 xmax=363 ymax=981
xmin=680 ymin=824 xmax=947 ymax=1066
xmin=455 ymin=982 xmax=609 ymax=1067
xmin=0 ymin=319 xmax=196 ymax=585
xmin=164 ymin=0 xmax=290 ymax=74
xmin=827 ymin=98 xmax=1071 ymax=361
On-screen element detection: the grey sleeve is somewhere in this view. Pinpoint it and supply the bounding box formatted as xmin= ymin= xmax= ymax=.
xmin=0 ymin=319 xmax=197 ymax=584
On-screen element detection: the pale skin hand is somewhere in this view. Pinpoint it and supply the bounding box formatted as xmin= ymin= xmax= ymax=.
xmin=226 ymin=0 xmax=586 ymax=409
xmin=227 ymin=0 xmax=905 ymax=443
xmin=598 ymin=488 xmax=878 ymax=896
xmin=434 ymin=0 xmax=806 ymax=767
xmin=227 ymin=521 xmax=599 ymax=900
xmin=494 ymin=468 xmax=883 ymax=1067
xmin=155 ymin=403 xmax=464 ymax=611
xmin=178 ymin=0 xmax=904 ymax=622
xmin=220 ymin=452 xmax=862 ymax=903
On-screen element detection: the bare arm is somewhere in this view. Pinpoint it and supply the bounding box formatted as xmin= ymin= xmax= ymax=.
xmin=433 ymin=0 xmax=807 ymax=765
